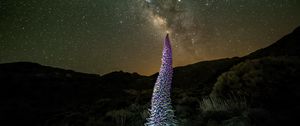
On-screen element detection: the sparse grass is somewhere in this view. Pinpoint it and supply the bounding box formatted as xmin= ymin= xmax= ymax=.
xmin=199 ymin=95 xmax=247 ymax=112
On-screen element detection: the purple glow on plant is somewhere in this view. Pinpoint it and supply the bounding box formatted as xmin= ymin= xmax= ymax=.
xmin=145 ymin=34 xmax=177 ymax=126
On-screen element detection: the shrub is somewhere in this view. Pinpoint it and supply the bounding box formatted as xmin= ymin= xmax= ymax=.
xmin=211 ymin=56 xmax=300 ymax=107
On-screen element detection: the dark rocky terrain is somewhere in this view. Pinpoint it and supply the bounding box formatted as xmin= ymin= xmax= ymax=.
xmin=0 ymin=26 xmax=299 ymax=126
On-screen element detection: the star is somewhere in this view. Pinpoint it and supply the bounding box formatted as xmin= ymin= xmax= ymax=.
xmin=1 ymin=0 xmax=300 ymax=75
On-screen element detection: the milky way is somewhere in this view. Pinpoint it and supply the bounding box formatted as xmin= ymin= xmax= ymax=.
xmin=1 ymin=0 xmax=300 ymax=75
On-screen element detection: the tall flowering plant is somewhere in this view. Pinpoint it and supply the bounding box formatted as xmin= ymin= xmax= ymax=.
xmin=146 ymin=34 xmax=177 ymax=126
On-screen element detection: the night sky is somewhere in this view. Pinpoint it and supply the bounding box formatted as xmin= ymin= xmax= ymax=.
xmin=1 ymin=0 xmax=300 ymax=75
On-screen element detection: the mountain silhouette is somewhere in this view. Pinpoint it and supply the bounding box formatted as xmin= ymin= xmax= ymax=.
xmin=245 ymin=26 xmax=300 ymax=58
xmin=0 ymin=26 xmax=299 ymax=126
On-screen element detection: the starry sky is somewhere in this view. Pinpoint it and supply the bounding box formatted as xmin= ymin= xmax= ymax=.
xmin=1 ymin=0 xmax=300 ymax=75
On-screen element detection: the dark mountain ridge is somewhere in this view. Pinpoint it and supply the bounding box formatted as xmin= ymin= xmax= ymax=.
xmin=245 ymin=26 xmax=300 ymax=58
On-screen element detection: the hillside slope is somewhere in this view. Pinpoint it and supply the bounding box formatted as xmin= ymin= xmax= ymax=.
xmin=0 ymin=26 xmax=299 ymax=126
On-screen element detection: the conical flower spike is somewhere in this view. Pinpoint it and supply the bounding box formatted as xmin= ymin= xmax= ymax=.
xmin=146 ymin=34 xmax=177 ymax=126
